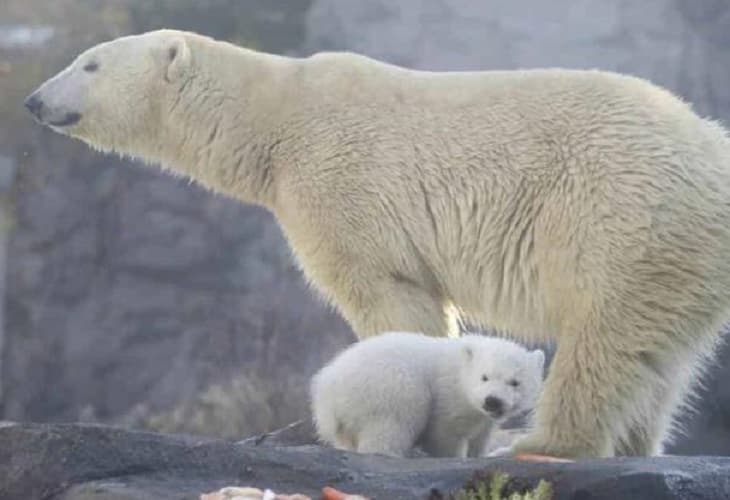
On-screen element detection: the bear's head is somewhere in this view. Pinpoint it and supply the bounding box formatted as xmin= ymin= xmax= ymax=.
xmin=24 ymin=30 xmax=191 ymax=156
xmin=459 ymin=336 xmax=545 ymax=421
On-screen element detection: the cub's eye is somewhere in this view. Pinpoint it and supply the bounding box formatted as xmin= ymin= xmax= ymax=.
xmin=508 ymin=379 xmax=520 ymax=388
xmin=83 ymin=61 xmax=99 ymax=73
xmin=481 ymin=375 xmax=488 ymax=382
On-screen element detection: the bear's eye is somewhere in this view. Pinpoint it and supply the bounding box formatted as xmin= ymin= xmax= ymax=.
xmin=508 ymin=379 xmax=520 ymax=388
xmin=83 ymin=61 xmax=99 ymax=73
xmin=481 ymin=375 xmax=488 ymax=382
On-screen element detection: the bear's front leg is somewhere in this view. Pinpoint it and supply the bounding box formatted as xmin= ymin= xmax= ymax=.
xmin=420 ymin=418 xmax=470 ymax=458
xmin=507 ymin=327 xmax=655 ymax=459
xmin=466 ymin=420 xmax=496 ymax=458
xmin=612 ymin=350 xmax=700 ymax=456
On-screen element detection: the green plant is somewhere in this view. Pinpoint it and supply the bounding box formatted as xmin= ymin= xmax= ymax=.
xmin=454 ymin=472 xmax=553 ymax=500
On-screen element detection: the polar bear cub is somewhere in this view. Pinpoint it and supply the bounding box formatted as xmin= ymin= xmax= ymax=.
xmin=310 ymin=332 xmax=544 ymax=458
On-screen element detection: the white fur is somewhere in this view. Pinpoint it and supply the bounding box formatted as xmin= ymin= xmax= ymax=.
xmin=26 ymin=30 xmax=730 ymax=458
xmin=311 ymin=332 xmax=544 ymax=458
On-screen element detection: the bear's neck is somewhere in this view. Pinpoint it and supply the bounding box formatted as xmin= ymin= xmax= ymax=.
xmin=155 ymin=36 xmax=298 ymax=208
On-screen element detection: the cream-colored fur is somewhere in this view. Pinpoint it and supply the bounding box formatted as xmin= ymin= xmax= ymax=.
xmin=311 ymin=331 xmax=544 ymax=458
xmin=26 ymin=29 xmax=730 ymax=458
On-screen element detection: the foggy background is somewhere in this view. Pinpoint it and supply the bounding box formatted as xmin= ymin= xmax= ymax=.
xmin=1 ymin=0 xmax=729 ymax=454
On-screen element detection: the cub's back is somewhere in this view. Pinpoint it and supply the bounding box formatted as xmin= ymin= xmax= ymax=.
xmin=312 ymin=332 xmax=447 ymax=394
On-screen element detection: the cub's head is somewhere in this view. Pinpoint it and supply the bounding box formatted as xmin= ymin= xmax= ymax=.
xmin=24 ymin=30 xmax=192 ymax=155
xmin=459 ymin=336 xmax=545 ymax=421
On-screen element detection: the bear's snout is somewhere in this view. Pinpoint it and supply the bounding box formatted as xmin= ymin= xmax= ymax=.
xmin=483 ymin=396 xmax=504 ymax=418
xmin=24 ymin=93 xmax=44 ymax=119
xmin=24 ymin=89 xmax=82 ymax=128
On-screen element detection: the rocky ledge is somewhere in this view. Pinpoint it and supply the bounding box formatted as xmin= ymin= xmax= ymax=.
xmin=1 ymin=421 xmax=730 ymax=500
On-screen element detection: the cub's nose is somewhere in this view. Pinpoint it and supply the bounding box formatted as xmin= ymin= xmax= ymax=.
xmin=483 ymin=396 xmax=504 ymax=417
xmin=24 ymin=93 xmax=44 ymax=118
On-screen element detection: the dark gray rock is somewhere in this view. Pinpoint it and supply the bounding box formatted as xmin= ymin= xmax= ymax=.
xmin=237 ymin=419 xmax=319 ymax=448
xmin=2 ymin=422 xmax=730 ymax=500
xmin=0 ymin=155 xmax=17 ymax=193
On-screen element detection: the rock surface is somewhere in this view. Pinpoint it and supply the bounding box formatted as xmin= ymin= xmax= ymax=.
xmin=2 ymin=422 xmax=730 ymax=500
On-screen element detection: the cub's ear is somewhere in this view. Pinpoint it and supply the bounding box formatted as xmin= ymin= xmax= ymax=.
xmin=531 ymin=350 xmax=545 ymax=372
xmin=163 ymin=36 xmax=191 ymax=83
xmin=463 ymin=345 xmax=473 ymax=362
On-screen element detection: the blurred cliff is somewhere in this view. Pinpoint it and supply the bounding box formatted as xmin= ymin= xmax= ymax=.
xmin=1 ymin=0 xmax=729 ymax=453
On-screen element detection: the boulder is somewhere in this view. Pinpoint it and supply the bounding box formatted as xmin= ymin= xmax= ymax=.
xmin=2 ymin=422 xmax=730 ymax=500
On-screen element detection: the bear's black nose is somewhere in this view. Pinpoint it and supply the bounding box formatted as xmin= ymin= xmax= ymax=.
xmin=483 ymin=396 xmax=504 ymax=417
xmin=24 ymin=93 xmax=43 ymax=118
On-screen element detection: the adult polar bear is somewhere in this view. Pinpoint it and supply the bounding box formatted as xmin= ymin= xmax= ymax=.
xmin=25 ymin=30 xmax=730 ymax=459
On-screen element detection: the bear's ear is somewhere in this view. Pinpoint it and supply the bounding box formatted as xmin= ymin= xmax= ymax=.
xmin=164 ymin=36 xmax=191 ymax=83
xmin=463 ymin=345 xmax=473 ymax=362
xmin=531 ymin=350 xmax=545 ymax=373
